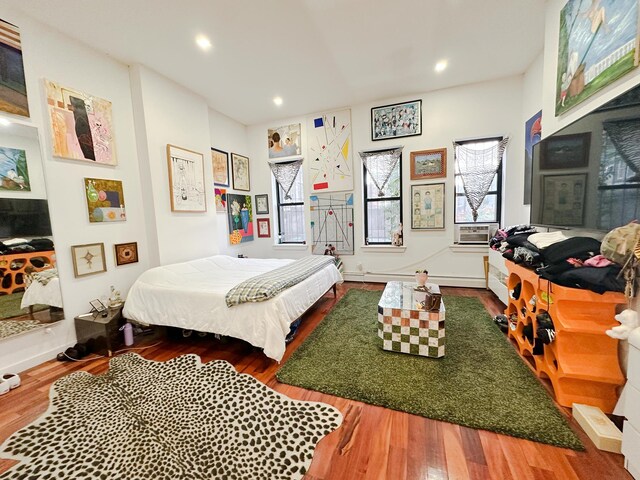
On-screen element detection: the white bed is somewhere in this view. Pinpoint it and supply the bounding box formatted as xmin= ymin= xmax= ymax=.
xmin=20 ymin=274 xmax=63 ymax=310
xmin=123 ymin=255 xmax=343 ymax=361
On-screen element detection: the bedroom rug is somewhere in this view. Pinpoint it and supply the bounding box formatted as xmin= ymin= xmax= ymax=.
xmin=276 ymin=289 xmax=583 ymax=450
xmin=0 ymin=353 xmax=343 ymax=480
xmin=0 ymin=319 xmax=42 ymax=339
xmin=0 ymin=292 xmax=47 ymax=321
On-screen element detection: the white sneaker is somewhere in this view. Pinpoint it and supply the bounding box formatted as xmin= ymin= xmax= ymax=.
xmin=2 ymin=373 xmax=20 ymax=390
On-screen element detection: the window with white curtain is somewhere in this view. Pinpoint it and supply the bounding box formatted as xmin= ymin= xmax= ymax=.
xmin=274 ymin=165 xmax=305 ymax=244
xmin=362 ymin=150 xmax=402 ymax=244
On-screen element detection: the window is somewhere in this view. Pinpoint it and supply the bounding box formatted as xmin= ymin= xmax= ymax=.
xmin=363 ymin=150 xmax=402 ymax=244
xmin=275 ymin=163 xmax=305 ymax=243
xmin=454 ymin=137 xmax=503 ymax=223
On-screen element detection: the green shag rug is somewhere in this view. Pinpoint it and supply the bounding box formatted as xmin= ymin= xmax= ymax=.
xmin=277 ymin=289 xmax=583 ymax=450
xmin=0 ymin=292 xmax=47 ymax=320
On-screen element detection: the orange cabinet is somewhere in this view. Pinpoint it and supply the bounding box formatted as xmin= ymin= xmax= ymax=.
xmin=0 ymin=250 xmax=56 ymax=295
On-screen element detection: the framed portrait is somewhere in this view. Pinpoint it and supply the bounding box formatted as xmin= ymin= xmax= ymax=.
xmin=211 ymin=148 xmax=229 ymax=187
xmin=84 ymin=178 xmax=126 ymax=222
xmin=267 ymin=123 xmax=301 ymax=159
xmin=539 ymin=133 xmax=590 ymax=170
xmin=231 ymin=153 xmax=250 ymax=191
xmin=71 ymin=243 xmax=107 ymax=277
xmin=114 ymin=242 xmax=139 ymax=266
xmin=371 ymin=99 xmax=421 ymax=141
xmin=255 ymin=194 xmax=269 ymax=214
xmin=411 ymin=183 xmax=445 ymax=230
xmin=410 ymin=148 xmax=446 ymax=180
xmin=541 ymin=174 xmax=587 ymax=226
xmin=257 ymin=218 xmax=271 ymax=238
xmin=167 ymin=144 xmax=206 ymax=212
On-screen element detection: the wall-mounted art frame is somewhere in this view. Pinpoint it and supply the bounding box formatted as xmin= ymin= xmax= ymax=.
xmin=0 ymin=19 xmax=29 ymax=117
xmin=541 ymin=173 xmax=587 ymax=226
xmin=226 ymin=193 xmax=254 ymax=244
xmin=84 ymin=177 xmax=126 ymax=222
xmin=214 ymin=187 xmax=227 ymax=213
xmin=410 ymin=148 xmax=446 ymax=180
xmin=71 ymin=242 xmax=106 ymax=277
xmin=0 ymin=146 xmax=30 ymax=190
xmin=167 ymin=144 xmax=206 ymax=212
xmin=257 ymin=218 xmax=271 ymax=238
xmin=255 ymin=194 xmax=269 ymax=214
xmin=371 ymin=99 xmax=421 ymax=141
xmin=212 ymin=148 xmax=229 ymax=187
xmin=114 ymin=242 xmax=138 ymax=266
xmin=411 ymin=183 xmax=445 ymax=230
xmin=539 ymin=132 xmax=590 ymax=170
xmin=268 ymin=123 xmax=301 ymax=158
xmin=231 ymin=153 xmax=250 ymax=191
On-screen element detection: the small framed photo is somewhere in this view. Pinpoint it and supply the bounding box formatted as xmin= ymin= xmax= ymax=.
xmin=257 ymin=218 xmax=271 ymax=238
xmin=371 ymin=99 xmax=422 ymax=141
xmin=539 ymin=133 xmax=590 ymax=170
xmin=211 ymin=148 xmax=230 ymax=187
xmin=411 ymin=183 xmax=445 ymax=230
xmin=71 ymin=243 xmax=107 ymax=278
xmin=255 ymin=194 xmax=269 ymax=214
xmin=410 ymin=148 xmax=447 ymax=180
xmin=114 ymin=242 xmax=139 ymax=266
xmin=231 ymin=153 xmax=250 ymax=191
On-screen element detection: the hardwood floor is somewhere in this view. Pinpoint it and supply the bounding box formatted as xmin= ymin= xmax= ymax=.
xmin=0 ymin=282 xmax=631 ymax=479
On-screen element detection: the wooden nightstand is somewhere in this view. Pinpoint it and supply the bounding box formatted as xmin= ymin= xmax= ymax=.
xmin=74 ymin=305 xmax=124 ymax=356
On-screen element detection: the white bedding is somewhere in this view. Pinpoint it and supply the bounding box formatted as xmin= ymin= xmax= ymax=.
xmin=20 ymin=277 xmax=63 ymax=309
xmin=123 ymin=255 xmax=343 ymax=361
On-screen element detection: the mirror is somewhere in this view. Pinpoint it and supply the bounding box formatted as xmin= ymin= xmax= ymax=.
xmin=0 ymin=121 xmax=64 ymax=341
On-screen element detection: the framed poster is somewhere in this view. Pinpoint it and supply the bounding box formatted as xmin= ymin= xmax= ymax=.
xmin=212 ymin=148 xmax=229 ymax=187
xmin=231 ymin=153 xmax=250 ymax=191
xmin=167 ymin=144 xmax=206 ymax=212
xmin=411 ymin=183 xmax=445 ymax=230
xmin=84 ymin=178 xmax=126 ymax=222
xmin=226 ymin=193 xmax=254 ymax=244
xmin=410 ymin=148 xmax=446 ymax=180
xmin=0 ymin=19 xmax=29 ymax=117
xmin=541 ymin=174 xmax=587 ymax=226
xmin=308 ymin=109 xmax=353 ymax=192
xmin=268 ymin=123 xmax=301 ymax=158
xmin=71 ymin=243 xmax=106 ymax=277
xmin=257 ymin=218 xmax=271 ymax=238
xmin=255 ymin=194 xmax=269 ymax=214
xmin=539 ymin=133 xmax=590 ymax=169
xmin=371 ymin=99 xmax=421 ymax=141
xmin=114 ymin=242 xmax=138 ymax=266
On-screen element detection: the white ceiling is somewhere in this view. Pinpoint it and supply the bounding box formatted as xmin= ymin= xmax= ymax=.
xmin=14 ymin=0 xmax=547 ymax=126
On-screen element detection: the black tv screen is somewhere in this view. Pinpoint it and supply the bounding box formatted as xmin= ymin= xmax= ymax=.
xmin=0 ymin=198 xmax=52 ymax=238
xmin=530 ymin=84 xmax=640 ymax=231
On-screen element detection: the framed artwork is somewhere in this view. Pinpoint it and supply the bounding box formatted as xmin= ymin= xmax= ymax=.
xmin=231 ymin=153 xmax=250 ymax=191
xmin=211 ymin=148 xmax=229 ymax=187
xmin=371 ymin=99 xmax=421 ymax=141
xmin=308 ymin=109 xmax=354 ymax=192
xmin=555 ymin=0 xmax=639 ymax=116
xmin=0 ymin=146 xmax=30 ymax=190
xmin=310 ymin=193 xmax=354 ymax=255
xmin=257 ymin=218 xmax=271 ymax=238
xmin=410 ymin=148 xmax=446 ymax=180
xmin=226 ymin=193 xmax=254 ymax=244
xmin=411 ymin=183 xmax=445 ymax=230
xmin=539 ymin=133 xmax=590 ymax=170
xmin=214 ymin=187 xmax=227 ymax=213
xmin=114 ymin=242 xmax=138 ymax=266
xmin=0 ymin=19 xmax=28 ymax=117
xmin=268 ymin=123 xmax=301 ymax=158
xmin=71 ymin=243 xmax=107 ymax=277
xmin=44 ymin=79 xmax=116 ymax=165
xmin=84 ymin=178 xmax=126 ymax=222
xmin=167 ymin=144 xmax=206 ymax=212
xmin=255 ymin=194 xmax=269 ymax=214
xmin=524 ymin=110 xmax=542 ymax=204
xmin=541 ymin=174 xmax=587 ymax=226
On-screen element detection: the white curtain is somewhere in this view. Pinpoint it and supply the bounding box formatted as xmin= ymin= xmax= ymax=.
xmin=358 ymin=147 xmax=402 ymax=196
xmin=269 ymin=159 xmax=303 ymax=199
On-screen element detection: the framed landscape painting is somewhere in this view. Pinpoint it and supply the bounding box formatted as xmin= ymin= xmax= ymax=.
xmin=371 ymin=100 xmax=421 ymax=141
xmin=167 ymin=144 xmax=206 ymax=212
xmin=410 ymin=148 xmax=446 ymax=180
xmin=539 ymin=133 xmax=590 ymax=170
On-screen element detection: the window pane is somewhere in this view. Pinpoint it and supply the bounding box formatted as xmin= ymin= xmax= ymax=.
xmin=366 ymin=200 xmax=400 ymax=243
xmin=278 ymin=204 xmax=305 ymax=243
xmin=278 ymin=169 xmax=304 ymax=203
xmin=455 ymin=193 xmax=497 ymax=223
xmin=365 ymin=160 xmax=400 ymax=198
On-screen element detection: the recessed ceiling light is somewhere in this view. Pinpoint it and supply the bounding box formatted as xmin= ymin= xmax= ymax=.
xmin=435 ymin=60 xmax=448 ymax=72
xmin=0 ymin=118 xmax=11 ymax=126
xmin=273 ymin=96 xmax=283 ymax=106
xmin=195 ymin=35 xmax=212 ymax=51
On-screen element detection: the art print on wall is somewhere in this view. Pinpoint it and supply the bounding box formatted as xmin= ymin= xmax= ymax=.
xmin=310 ymin=193 xmax=354 ymax=255
xmin=255 ymin=194 xmax=269 ymax=214
xmin=71 ymin=242 xmax=106 ymax=277
xmin=0 ymin=146 xmax=29 ymax=190
xmin=555 ymin=0 xmax=639 ymax=116
xmin=214 ymin=187 xmax=227 ymax=213
xmin=257 ymin=218 xmax=271 ymax=238
xmin=0 ymin=19 xmax=29 ymax=117
xmin=308 ymin=109 xmax=353 ymax=193
xmin=540 ymin=132 xmax=590 ymax=169
xmin=231 ymin=153 xmax=250 ymax=191
xmin=411 ymin=183 xmax=445 ymax=230
xmin=44 ymin=80 xmax=116 ymax=165
xmin=226 ymin=193 xmax=253 ymax=244
xmin=212 ymin=148 xmax=229 ymax=187
xmin=410 ymin=148 xmax=446 ymax=180
xmin=372 ymin=100 xmax=421 ymax=141
xmin=541 ymin=173 xmax=587 ymax=226
xmin=524 ymin=110 xmax=542 ymax=204
xmin=84 ymin=178 xmax=126 ymax=222
xmin=114 ymin=242 xmax=138 ymax=266
xmin=268 ymin=123 xmax=301 ymax=158
xmin=167 ymin=144 xmax=206 ymax=212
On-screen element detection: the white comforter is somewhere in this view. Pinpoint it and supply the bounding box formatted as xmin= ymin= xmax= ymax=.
xmin=123 ymin=255 xmax=343 ymax=361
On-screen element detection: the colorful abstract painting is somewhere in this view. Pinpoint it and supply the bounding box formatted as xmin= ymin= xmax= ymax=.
xmin=45 ymin=80 xmax=117 ymax=164
xmin=310 ymin=193 xmax=354 ymax=255
xmin=226 ymin=193 xmax=253 ymax=244
xmin=0 ymin=146 xmax=29 ymax=190
xmin=308 ymin=109 xmax=353 ymax=193
xmin=555 ymin=0 xmax=639 ymax=116
xmin=84 ymin=178 xmax=126 ymax=223
xmin=0 ymin=19 xmax=28 ymax=117
xmin=215 ymin=187 xmax=227 ymax=213
xmin=268 ymin=123 xmax=301 ymax=158
xmin=524 ymin=110 xmax=542 ymax=204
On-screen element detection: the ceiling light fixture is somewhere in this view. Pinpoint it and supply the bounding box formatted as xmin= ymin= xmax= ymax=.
xmin=273 ymin=96 xmax=283 ymax=106
xmin=435 ymin=60 xmax=448 ymax=73
xmin=195 ymin=35 xmax=212 ymax=51
xmin=0 ymin=118 xmax=11 ymax=126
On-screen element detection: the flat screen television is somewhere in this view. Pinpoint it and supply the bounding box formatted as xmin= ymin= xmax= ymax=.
xmin=0 ymin=198 xmax=52 ymax=239
xmin=530 ymin=84 xmax=640 ymax=232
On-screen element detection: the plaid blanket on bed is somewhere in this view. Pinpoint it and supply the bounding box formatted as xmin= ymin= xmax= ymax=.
xmin=31 ymin=268 xmax=58 ymax=286
xmin=225 ymin=256 xmax=336 ymax=307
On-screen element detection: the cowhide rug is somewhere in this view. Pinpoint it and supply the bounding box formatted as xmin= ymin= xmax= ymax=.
xmin=0 ymin=353 xmax=342 ymax=479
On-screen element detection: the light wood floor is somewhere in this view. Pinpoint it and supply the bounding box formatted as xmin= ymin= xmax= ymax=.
xmin=0 ymin=282 xmax=632 ymax=479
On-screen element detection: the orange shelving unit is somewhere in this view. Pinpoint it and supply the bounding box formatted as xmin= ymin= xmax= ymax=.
xmin=0 ymin=250 xmax=56 ymax=295
xmin=505 ymin=260 xmax=625 ymax=413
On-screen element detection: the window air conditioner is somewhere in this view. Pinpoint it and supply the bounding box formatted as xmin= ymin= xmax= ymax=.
xmin=454 ymin=223 xmax=498 ymax=244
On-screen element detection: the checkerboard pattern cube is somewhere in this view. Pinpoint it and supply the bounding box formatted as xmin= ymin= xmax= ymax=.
xmin=377 ymin=305 xmax=445 ymax=358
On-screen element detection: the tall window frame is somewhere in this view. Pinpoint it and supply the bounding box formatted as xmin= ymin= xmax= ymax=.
xmin=274 ymin=161 xmax=305 ymax=244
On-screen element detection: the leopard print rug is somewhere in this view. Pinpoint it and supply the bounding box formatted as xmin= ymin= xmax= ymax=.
xmin=0 ymin=353 xmax=343 ymax=479
xmin=0 ymin=320 xmax=42 ymax=339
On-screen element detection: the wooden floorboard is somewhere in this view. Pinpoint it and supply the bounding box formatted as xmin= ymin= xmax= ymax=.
xmin=0 ymin=282 xmax=632 ymax=479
